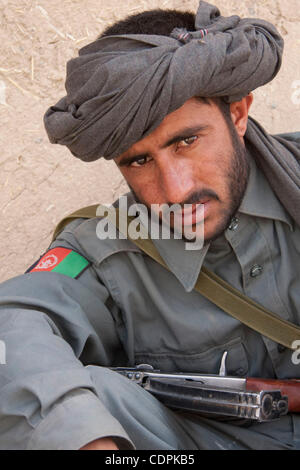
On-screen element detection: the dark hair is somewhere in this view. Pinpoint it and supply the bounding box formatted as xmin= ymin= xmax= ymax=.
xmin=99 ymin=9 xmax=231 ymax=122
xmin=99 ymin=9 xmax=196 ymax=38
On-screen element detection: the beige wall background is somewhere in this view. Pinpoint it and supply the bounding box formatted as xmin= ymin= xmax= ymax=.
xmin=0 ymin=0 xmax=299 ymax=283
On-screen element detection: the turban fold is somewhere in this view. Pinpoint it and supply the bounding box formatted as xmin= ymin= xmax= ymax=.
xmin=44 ymin=1 xmax=284 ymax=161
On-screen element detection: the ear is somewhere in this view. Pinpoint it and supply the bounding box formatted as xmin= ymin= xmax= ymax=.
xmin=230 ymin=93 xmax=253 ymax=138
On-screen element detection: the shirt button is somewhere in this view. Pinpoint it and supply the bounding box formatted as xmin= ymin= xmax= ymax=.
xmin=228 ymin=217 xmax=239 ymax=231
xmin=277 ymin=344 xmax=286 ymax=353
xmin=250 ymin=264 xmax=263 ymax=278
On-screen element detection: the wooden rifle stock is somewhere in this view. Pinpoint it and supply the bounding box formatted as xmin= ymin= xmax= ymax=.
xmin=246 ymin=378 xmax=300 ymax=412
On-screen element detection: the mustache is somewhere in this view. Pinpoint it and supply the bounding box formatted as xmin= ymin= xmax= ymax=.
xmin=130 ymin=186 xmax=219 ymax=208
xmin=174 ymin=189 xmax=219 ymax=207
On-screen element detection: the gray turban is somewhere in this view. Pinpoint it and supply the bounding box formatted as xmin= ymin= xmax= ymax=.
xmin=44 ymin=0 xmax=284 ymax=161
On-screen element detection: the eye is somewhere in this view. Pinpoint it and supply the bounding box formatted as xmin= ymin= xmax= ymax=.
xmin=131 ymin=156 xmax=152 ymax=167
xmin=177 ymin=136 xmax=198 ymax=149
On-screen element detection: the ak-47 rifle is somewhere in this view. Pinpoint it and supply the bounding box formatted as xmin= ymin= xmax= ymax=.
xmin=111 ymin=364 xmax=300 ymax=423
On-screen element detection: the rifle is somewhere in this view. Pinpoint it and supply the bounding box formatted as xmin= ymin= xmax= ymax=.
xmin=111 ymin=364 xmax=300 ymax=422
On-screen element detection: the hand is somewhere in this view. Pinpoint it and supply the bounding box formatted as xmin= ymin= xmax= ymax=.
xmin=80 ymin=437 xmax=119 ymax=450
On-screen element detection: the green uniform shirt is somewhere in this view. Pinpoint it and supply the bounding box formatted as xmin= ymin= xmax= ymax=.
xmin=0 ymin=154 xmax=299 ymax=449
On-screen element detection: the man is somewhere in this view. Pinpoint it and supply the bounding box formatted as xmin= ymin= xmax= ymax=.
xmin=0 ymin=1 xmax=299 ymax=450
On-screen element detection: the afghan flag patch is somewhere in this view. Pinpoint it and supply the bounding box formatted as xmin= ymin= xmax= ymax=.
xmin=27 ymin=247 xmax=90 ymax=279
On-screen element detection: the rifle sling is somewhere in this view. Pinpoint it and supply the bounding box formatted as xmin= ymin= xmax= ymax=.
xmin=52 ymin=204 xmax=300 ymax=350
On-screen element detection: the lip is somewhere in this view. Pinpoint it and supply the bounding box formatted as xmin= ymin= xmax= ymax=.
xmin=191 ymin=200 xmax=210 ymax=214
xmin=173 ymin=200 xmax=210 ymax=227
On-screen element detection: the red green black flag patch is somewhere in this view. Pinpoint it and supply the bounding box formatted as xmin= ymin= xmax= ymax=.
xmin=27 ymin=247 xmax=90 ymax=279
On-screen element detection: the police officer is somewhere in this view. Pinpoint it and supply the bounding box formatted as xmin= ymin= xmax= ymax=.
xmin=0 ymin=2 xmax=300 ymax=450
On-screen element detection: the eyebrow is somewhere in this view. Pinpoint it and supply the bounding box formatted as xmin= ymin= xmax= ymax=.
xmin=117 ymin=125 xmax=210 ymax=167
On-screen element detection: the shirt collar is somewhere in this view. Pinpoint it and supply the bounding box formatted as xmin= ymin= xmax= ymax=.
xmin=238 ymin=154 xmax=293 ymax=231
xmin=124 ymin=191 xmax=210 ymax=293
xmin=151 ymin=236 xmax=210 ymax=293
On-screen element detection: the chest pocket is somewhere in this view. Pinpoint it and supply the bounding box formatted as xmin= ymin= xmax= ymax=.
xmin=134 ymin=337 xmax=249 ymax=376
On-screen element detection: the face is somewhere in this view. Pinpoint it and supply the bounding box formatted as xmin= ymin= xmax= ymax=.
xmin=115 ymin=97 xmax=251 ymax=243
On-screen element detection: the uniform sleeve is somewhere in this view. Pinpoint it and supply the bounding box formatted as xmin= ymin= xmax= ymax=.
xmin=0 ymin=223 xmax=134 ymax=450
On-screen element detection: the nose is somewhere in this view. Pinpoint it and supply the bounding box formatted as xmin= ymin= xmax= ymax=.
xmin=157 ymin=152 xmax=196 ymax=204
